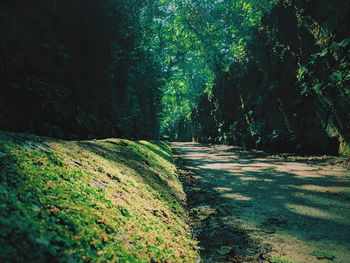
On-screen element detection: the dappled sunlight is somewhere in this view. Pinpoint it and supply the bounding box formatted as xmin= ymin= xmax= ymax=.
xmin=318 ymin=169 xmax=350 ymax=177
xmin=241 ymin=166 xmax=268 ymax=172
xmin=245 ymin=162 xmax=276 ymax=168
xmin=275 ymin=163 xmax=320 ymax=171
xmin=199 ymin=163 xmax=242 ymax=170
xmin=293 ymin=192 xmax=350 ymax=208
xmin=265 ymin=232 xmax=350 ymax=263
xmin=1 ymin=0 xmax=348 ymax=261
xmin=221 ymin=193 xmax=252 ymax=201
xmin=294 ymin=173 xmax=325 ymax=179
xmin=239 ymin=176 xmax=260 ymax=181
xmin=185 ymin=153 xmax=211 ymax=158
xmin=299 ymin=184 xmax=350 ymax=195
xmin=183 ymin=165 xmax=200 ymax=171
xmin=172 ymin=142 xmax=350 ymax=263
xmin=213 ymin=186 xmax=253 ymax=200
xmin=259 ymin=178 xmax=275 ymax=182
xmin=213 ymin=187 xmax=233 ymax=192
xmin=286 ymin=204 xmax=350 ymax=225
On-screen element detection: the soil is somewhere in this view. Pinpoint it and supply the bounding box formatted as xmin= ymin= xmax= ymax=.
xmin=172 ymin=142 xmax=350 ymax=263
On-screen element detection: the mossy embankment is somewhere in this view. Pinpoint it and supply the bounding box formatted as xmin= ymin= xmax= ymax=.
xmin=0 ymin=131 xmax=199 ymax=262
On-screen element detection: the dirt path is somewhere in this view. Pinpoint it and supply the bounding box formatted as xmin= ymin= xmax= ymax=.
xmin=171 ymin=142 xmax=350 ymax=263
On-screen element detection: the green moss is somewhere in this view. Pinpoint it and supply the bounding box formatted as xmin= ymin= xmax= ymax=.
xmin=0 ymin=131 xmax=199 ymax=262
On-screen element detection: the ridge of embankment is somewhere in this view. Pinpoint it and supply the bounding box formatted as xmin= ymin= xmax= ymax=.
xmin=0 ymin=131 xmax=199 ymax=262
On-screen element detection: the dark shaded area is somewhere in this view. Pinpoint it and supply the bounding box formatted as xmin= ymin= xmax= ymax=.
xmin=191 ymin=0 xmax=350 ymax=156
xmin=0 ymin=0 xmax=161 ymax=140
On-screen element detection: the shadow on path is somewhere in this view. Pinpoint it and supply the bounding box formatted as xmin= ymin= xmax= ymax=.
xmin=172 ymin=142 xmax=350 ymax=263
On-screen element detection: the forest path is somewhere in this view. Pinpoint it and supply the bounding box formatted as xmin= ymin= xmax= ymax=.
xmin=171 ymin=142 xmax=350 ymax=263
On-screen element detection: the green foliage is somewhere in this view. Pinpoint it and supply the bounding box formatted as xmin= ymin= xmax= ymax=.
xmin=153 ymin=0 xmax=278 ymax=140
xmin=1 ymin=0 xmax=349 ymax=149
xmin=0 ymin=131 xmax=199 ymax=262
xmin=309 ymin=251 xmax=335 ymax=260
xmin=180 ymin=0 xmax=350 ymax=155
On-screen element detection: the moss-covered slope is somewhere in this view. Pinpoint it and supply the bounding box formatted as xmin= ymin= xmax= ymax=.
xmin=0 ymin=131 xmax=199 ymax=262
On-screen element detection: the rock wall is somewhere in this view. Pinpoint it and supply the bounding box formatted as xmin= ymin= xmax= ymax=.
xmin=194 ymin=0 xmax=350 ymax=155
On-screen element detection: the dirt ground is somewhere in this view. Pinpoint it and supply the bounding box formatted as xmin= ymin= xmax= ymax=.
xmin=171 ymin=142 xmax=350 ymax=263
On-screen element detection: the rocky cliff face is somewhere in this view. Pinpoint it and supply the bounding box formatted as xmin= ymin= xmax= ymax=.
xmin=195 ymin=0 xmax=350 ymax=155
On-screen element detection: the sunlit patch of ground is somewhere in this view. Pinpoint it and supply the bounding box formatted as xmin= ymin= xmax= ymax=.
xmin=286 ymin=204 xmax=350 ymax=225
xmin=172 ymin=142 xmax=350 ymax=263
xmin=221 ymin=193 xmax=252 ymax=201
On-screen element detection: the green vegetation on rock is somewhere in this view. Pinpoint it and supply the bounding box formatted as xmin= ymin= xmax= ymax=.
xmin=156 ymin=0 xmax=350 ymax=156
xmin=0 ymin=131 xmax=199 ymax=262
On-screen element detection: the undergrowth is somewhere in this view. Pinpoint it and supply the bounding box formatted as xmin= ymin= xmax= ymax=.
xmin=0 ymin=131 xmax=199 ymax=262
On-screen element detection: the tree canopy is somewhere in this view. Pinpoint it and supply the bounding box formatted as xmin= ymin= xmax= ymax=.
xmin=0 ymin=0 xmax=349 ymax=155
xmin=154 ymin=0 xmax=350 ymax=155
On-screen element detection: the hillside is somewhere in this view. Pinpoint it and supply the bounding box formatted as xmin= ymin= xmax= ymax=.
xmin=0 ymin=131 xmax=199 ymax=262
